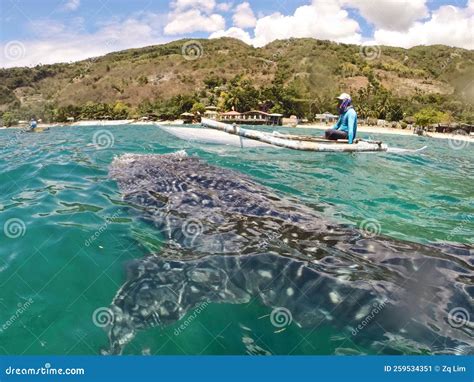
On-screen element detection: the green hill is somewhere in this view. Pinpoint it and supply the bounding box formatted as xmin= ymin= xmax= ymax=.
xmin=1 ymin=37 xmax=473 ymax=125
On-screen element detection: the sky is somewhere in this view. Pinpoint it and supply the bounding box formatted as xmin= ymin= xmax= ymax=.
xmin=0 ymin=0 xmax=472 ymax=68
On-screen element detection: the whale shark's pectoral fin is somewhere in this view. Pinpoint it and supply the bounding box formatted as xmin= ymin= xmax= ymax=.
xmin=105 ymin=252 xmax=254 ymax=354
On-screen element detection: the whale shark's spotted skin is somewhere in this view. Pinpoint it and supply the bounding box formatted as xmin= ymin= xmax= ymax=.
xmin=107 ymin=152 xmax=473 ymax=355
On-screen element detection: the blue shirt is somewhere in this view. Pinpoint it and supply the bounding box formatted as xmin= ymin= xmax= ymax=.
xmin=332 ymin=107 xmax=357 ymax=144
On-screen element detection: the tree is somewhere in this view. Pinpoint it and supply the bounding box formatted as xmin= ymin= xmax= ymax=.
xmin=112 ymin=101 xmax=130 ymax=119
xmin=137 ymin=75 xmax=148 ymax=85
xmin=138 ymin=99 xmax=154 ymax=115
xmin=270 ymin=103 xmax=285 ymax=114
xmin=1 ymin=111 xmax=17 ymax=127
xmin=203 ymin=75 xmax=224 ymax=89
xmin=222 ymin=76 xmax=260 ymax=112
xmin=414 ymin=108 xmax=447 ymax=127
xmin=386 ymin=103 xmax=404 ymax=122
xmin=191 ymin=102 xmax=206 ymax=114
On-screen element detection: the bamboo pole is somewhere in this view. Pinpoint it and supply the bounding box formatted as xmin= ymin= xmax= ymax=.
xmin=271 ymin=131 xmax=383 ymax=145
xmin=201 ymin=118 xmax=387 ymax=152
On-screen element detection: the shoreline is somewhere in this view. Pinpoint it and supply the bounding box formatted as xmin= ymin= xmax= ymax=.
xmin=297 ymin=123 xmax=474 ymax=143
xmin=2 ymin=120 xmax=472 ymax=143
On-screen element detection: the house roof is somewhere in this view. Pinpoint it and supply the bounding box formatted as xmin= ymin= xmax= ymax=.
xmin=242 ymin=110 xmax=269 ymax=115
xmin=222 ymin=110 xmax=242 ymax=116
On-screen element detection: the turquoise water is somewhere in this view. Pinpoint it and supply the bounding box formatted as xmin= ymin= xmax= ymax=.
xmin=0 ymin=124 xmax=472 ymax=355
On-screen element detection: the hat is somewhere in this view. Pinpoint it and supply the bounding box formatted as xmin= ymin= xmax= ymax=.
xmin=336 ymin=93 xmax=351 ymax=100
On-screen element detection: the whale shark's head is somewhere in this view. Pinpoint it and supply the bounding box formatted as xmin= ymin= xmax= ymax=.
xmin=109 ymin=152 xmax=331 ymax=254
xmin=109 ymin=151 xmax=192 ymax=195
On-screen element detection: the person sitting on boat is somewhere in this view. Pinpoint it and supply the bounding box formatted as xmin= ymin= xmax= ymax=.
xmin=324 ymin=93 xmax=357 ymax=144
xmin=29 ymin=117 xmax=37 ymax=131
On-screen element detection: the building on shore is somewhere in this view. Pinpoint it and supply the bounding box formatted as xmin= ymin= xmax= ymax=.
xmin=430 ymin=123 xmax=474 ymax=134
xmin=282 ymin=115 xmax=299 ymax=127
xmin=200 ymin=106 xmax=284 ymax=125
xmin=220 ymin=110 xmax=242 ymax=121
xmin=204 ymin=106 xmax=219 ymax=120
xmin=314 ymin=112 xmax=338 ymax=124
xmin=217 ymin=109 xmax=283 ymax=126
xmin=180 ymin=112 xmax=195 ymax=124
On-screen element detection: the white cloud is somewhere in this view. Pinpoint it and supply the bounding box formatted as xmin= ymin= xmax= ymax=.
xmin=164 ymin=9 xmax=225 ymax=34
xmin=164 ymin=0 xmax=226 ymax=34
xmin=216 ymin=2 xmax=233 ymax=12
xmin=210 ymin=26 xmax=253 ymax=44
xmin=63 ymin=0 xmax=80 ymax=12
xmin=253 ymin=1 xmax=361 ymax=47
xmin=171 ymin=0 xmax=216 ymax=13
xmin=212 ymin=0 xmax=361 ymax=47
xmin=343 ymin=0 xmax=428 ymax=31
xmin=0 ymin=13 xmax=169 ymax=68
xmin=374 ymin=3 xmax=474 ymax=49
xmin=210 ymin=0 xmax=473 ymax=49
xmin=29 ymin=20 xmax=67 ymax=37
xmin=233 ymin=2 xmax=256 ymax=29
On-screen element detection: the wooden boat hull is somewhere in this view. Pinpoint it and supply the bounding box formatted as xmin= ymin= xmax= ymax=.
xmin=159 ymin=126 xmax=274 ymax=148
xmin=26 ymin=128 xmax=49 ymax=133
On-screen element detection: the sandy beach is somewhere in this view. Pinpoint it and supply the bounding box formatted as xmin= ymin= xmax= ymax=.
xmin=297 ymin=123 xmax=474 ymax=143
xmin=71 ymin=119 xmax=135 ymax=126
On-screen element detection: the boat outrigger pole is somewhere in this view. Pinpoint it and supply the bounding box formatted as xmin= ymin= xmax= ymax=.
xmin=201 ymin=118 xmax=388 ymax=152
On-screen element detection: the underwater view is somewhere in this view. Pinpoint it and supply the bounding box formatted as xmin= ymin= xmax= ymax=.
xmin=0 ymin=124 xmax=472 ymax=356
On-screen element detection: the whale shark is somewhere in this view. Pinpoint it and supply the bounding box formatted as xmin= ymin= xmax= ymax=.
xmin=106 ymin=151 xmax=473 ymax=355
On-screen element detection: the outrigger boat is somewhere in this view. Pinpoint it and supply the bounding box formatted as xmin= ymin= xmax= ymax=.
xmin=25 ymin=127 xmax=50 ymax=133
xmin=159 ymin=118 xmax=426 ymax=154
xmin=203 ymin=118 xmax=387 ymax=152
